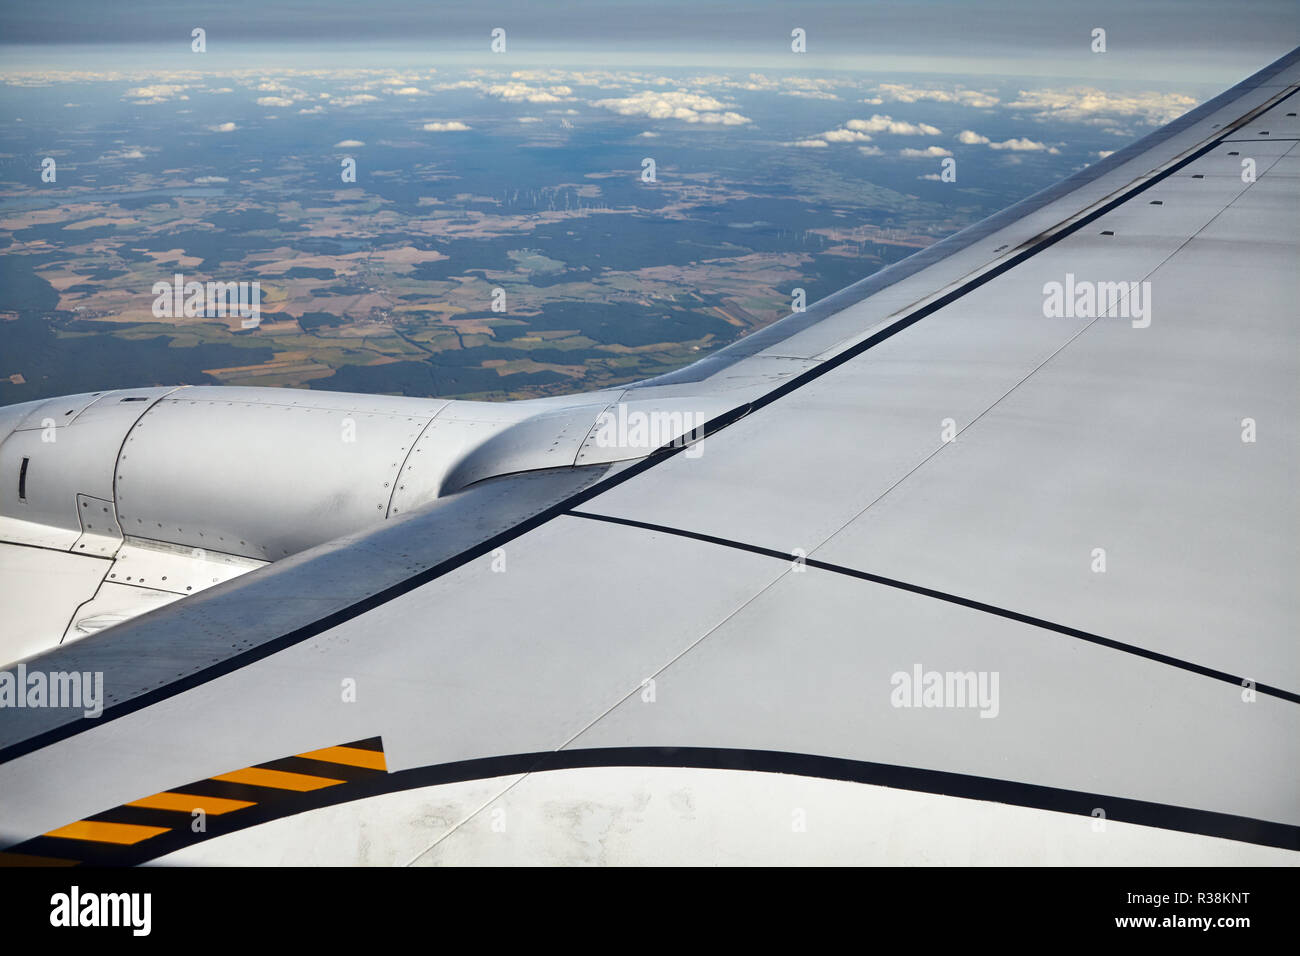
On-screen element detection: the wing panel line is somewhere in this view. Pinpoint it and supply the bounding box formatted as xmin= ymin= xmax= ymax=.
xmin=565 ymin=511 xmax=1299 ymax=704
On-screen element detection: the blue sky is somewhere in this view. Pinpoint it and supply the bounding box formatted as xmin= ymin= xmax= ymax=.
xmin=1 ymin=0 xmax=1296 ymax=84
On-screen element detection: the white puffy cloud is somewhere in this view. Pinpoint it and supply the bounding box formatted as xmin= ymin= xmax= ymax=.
xmin=507 ymin=68 xmax=641 ymax=90
xmin=208 ymin=122 xmax=238 ymax=132
xmin=194 ymin=176 xmax=229 ymax=184
xmin=423 ymin=121 xmax=471 ymax=131
xmin=333 ymin=94 xmax=379 ymax=108
xmin=900 ymin=146 xmax=953 ymax=158
xmin=956 ymin=130 xmax=1060 ymax=153
xmin=695 ymin=73 xmax=844 ymax=100
xmin=98 ymin=147 xmax=146 ymax=160
xmin=857 ymin=145 xmax=884 ymax=156
xmin=793 ymin=114 xmax=941 ymax=148
xmin=848 ymin=115 xmax=941 ymax=136
xmin=124 ymin=84 xmax=189 ymax=104
xmin=256 ymin=96 xmax=296 ymax=107
xmin=782 ymin=138 xmax=829 ymax=148
xmin=486 ymin=82 xmax=575 ymax=103
xmin=334 ymin=139 xmax=365 ymax=147
xmin=872 ymin=83 xmax=999 ymax=108
xmin=391 ymin=87 xmax=423 ymax=96
xmin=1006 ymin=87 xmax=1197 ymax=126
xmin=988 ymin=136 xmax=1059 ymax=153
xmin=592 ymin=90 xmax=750 ymax=125
xmin=822 ymin=128 xmax=874 ymax=143
xmin=780 ymin=89 xmax=840 ymax=100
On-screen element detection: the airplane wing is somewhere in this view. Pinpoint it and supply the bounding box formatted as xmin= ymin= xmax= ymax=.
xmin=1 ymin=47 xmax=1297 ymax=866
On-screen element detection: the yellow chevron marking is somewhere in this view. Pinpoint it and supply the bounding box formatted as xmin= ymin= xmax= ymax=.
xmin=45 ymin=820 xmax=170 ymax=845
xmin=128 ymin=791 xmax=255 ymax=815
xmin=298 ymin=745 xmax=387 ymax=771
xmin=212 ymin=767 xmax=343 ymax=792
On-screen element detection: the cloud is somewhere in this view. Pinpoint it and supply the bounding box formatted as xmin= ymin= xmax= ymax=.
xmin=857 ymin=145 xmax=884 ymax=156
xmin=1096 ymin=150 xmax=1115 ymax=159
xmin=256 ymin=96 xmax=296 ymax=107
xmin=98 ymin=147 xmax=146 ymax=160
xmin=900 ymin=146 xmax=953 ymax=158
xmin=486 ymin=82 xmax=575 ymax=103
xmin=872 ymin=83 xmax=999 ymax=108
xmin=822 ymin=128 xmax=874 ymax=143
xmin=780 ymin=89 xmax=840 ymax=101
xmin=636 ymin=131 xmax=658 ymax=138
xmin=795 ymin=114 xmax=941 ymax=148
xmin=506 ymin=68 xmax=638 ymax=90
xmin=988 ymin=136 xmax=1059 ymax=153
xmin=1006 ymin=87 xmax=1197 ymax=126
xmin=431 ymin=80 xmax=482 ymax=92
xmin=298 ymin=105 xmax=324 ymax=114
xmin=697 ymin=73 xmax=844 ymax=100
xmin=848 ymin=114 xmax=941 ymax=136
xmin=391 ymin=87 xmax=423 ymax=96
xmin=917 ymin=173 xmax=943 ymax=181
xmin=956 ymin=129 xmax=1060 ymax=153
xmin=194 ymin=176 xmax=228 ymax=184
xmin=208 ymin=122 xmax=238 ymax=132
xmin=332 ymin=94 xmax=379 ymax=108
xmin=334 ymin=139 xmax=365 ymax=147
xmin=592 ymin=90 xmax=750 ymax=125
xmin=423 ymin=121 xmax=471 ymax=131
xmin=124 ymin=84 xmax=189 ymax=104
